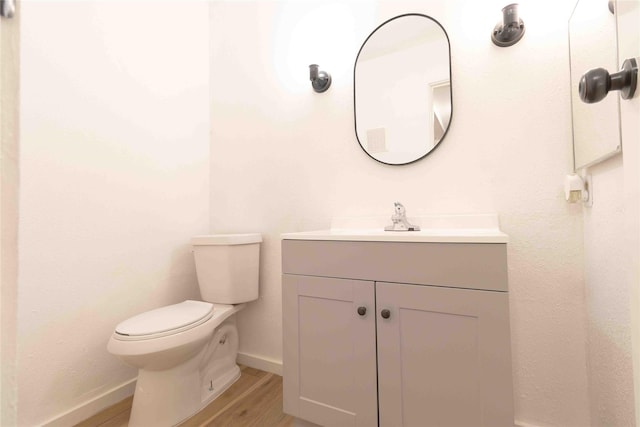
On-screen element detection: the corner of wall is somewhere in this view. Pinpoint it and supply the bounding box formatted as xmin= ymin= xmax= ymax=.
xmin=0 ymin=3 xmax=20 ymax=425
xmin=40 ymin=379 xmax=136 ymax=427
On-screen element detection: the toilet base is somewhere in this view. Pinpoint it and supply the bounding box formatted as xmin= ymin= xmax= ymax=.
xmin=127 ymin=320 xmax=242 ymax=427
xmin=198 ymin=363 xmax=241 ymax=412
xmin=128 ymin=362 xmax=241 ymax=427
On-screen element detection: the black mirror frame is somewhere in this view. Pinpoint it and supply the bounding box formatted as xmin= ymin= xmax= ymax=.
xmin=353 ymin=13 xmax=453 ymax=166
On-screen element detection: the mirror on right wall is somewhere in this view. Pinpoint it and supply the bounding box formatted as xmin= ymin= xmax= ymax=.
xmin=569 ymin=0 xmax=621 ymax=170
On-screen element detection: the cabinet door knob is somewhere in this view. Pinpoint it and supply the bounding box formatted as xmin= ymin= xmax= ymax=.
xmin=381 ymin=309 xmax=391 ymax=319
xmin=357 ymin=306 xmax=367 ymax=316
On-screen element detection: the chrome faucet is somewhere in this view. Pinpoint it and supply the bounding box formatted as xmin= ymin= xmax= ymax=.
xmin=384 ymin=202 xmax=421 ymax=231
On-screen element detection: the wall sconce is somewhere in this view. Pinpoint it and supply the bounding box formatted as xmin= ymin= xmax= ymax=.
xmin=579 ymin=57 xmax=638 ymax=104
xmin=0 ymin=0 xmax=15 ymax=18
xmin=309 ymin=64 xmax=331 ymax=93
xmin=564 ymin=174 xmax=592 ymax=206
xmin=491 ymin=3 xmax=525 ymax=47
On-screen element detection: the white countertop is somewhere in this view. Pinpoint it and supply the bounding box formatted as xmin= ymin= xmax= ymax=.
xmin=281 ymin=214 xmax=509 ymax=244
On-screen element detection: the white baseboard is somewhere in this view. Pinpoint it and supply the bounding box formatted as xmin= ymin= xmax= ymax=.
xmin=41 ymin=377 xmax=136 ymax=427
xmin=39 ymin=352 xmax=280 ymax=426
xmin=237 ymin=352 xmax=283 ymax=376
xmin=39 ymin=362 xmax=528 ymax=427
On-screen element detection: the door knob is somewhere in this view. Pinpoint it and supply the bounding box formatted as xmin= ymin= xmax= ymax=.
xmin=357 ymin=306 xmax=367 ymax=316
xmin=579 ymin=57 xmax=638 ymax=103
xmin=381 ymin=309 xmax=391 ymax=319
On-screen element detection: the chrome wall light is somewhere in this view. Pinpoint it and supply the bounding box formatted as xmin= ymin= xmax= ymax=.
xmin=579 ymin=57 xmax=638 ymax=103
xmin=0 ymin=0 xmax=15 ymax=18
xmin=492 ymin=3 xmax=525 ymax=47
xmin=309 ymin=64 xmax=331 ymax=93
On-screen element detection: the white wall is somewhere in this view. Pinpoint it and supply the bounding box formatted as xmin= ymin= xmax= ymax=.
xmin=602 ymin=0 xmax=640 ymax=425
xmin=579 ymin=0 xmax=639 ymax=424
xmin=1 ymin=2 xmax=20 ymax=425
xmin=210 ymin=1 xmax=591 ymax=426
xmin=582 ymin=155 xmax=635 ymax=426
xmin=619 ymin=2 xmax=640 ymax=424
xmin=18 ymin=2 xmax=210 ymax=425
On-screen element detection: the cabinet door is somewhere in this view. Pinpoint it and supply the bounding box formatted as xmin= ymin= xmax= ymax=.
xmin=376 ymin=282 xmax=514 ymax=427
xmin=283 ymin=275 xmax=378 ymax=426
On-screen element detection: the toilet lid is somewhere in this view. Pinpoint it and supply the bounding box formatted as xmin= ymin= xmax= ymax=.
xmin=115 ymin=300 xmax=214 ymax=338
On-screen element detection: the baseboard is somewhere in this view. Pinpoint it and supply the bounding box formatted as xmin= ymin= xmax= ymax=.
xmin=514 ymin=420 xmax=541 ymax=427
xmin=41 ymin=377 xmax=136 ymax=427
xmin=40 ymin=353 xmax=280 ymax=426
xmin=237 ymin=352 xmax=283 ymax=376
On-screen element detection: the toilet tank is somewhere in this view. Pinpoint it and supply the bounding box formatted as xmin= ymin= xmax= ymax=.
xmin=191 ymin=234 xmax=261 ymax=304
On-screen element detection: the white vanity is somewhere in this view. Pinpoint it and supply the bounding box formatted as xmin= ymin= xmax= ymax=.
xmin=281 ymin=215 xmax=514 ymax=427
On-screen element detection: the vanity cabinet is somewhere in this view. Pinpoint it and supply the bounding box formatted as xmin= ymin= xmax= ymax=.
xmin=282 ymin=275 xmax=377 ymax=426
xmin=282 ymin=239 xmax=514 ymax=427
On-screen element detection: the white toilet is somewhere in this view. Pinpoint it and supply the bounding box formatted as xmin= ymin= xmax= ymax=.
xmin=107 ymin=233 xmax=261 ymax=427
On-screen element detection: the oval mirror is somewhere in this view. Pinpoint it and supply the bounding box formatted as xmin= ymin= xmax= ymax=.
xmin=354 ymin=14 xmax=452 ymax=165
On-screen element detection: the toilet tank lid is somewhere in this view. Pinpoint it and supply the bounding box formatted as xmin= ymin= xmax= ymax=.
xmin=191 ymin=233 xmax=262 ymax=246
xmin=115 ymin=300 xmax=213 ymax=337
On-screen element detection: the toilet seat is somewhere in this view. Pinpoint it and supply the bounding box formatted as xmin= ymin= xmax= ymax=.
xmin=114 ymin=300 xmax=214 ymax=341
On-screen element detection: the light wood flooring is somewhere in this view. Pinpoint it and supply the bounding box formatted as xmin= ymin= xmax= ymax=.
xmin=75 ymin=366 xmax=294 ymax=427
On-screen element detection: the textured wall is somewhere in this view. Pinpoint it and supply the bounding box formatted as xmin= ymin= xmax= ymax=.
xmin=0 ymin=2 xmax=20 ymax=425
xmin=209 ymin=1 xmax=591 ymax=426
xmin=580 ymin=1 xmax=639 ymax=425
xmin=583 ymin=155 xmax=635 ymax=426
xmin=18 ymin=2 xmax=210 ymax=425
xmin=616 ymin=1 xmax=640 ymax=425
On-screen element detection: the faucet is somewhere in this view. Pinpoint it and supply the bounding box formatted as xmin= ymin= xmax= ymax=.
xmin=384 ymin=202 xmax=421 ymax=231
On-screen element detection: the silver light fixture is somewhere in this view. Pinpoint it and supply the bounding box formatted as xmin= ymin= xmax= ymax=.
xmin=0 ymin=0 xmax=15 ymax=18
xmin=309 ymin=64 xmax=331 ymax=93
xmin=579 ymin=57 xmax=638 ymax=103
xmin=492 ymin=3 xmax=525 ymax=47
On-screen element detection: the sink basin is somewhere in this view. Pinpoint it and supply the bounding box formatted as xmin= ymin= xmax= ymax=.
xmin=281 ymin=214 xmax=508 ymax=244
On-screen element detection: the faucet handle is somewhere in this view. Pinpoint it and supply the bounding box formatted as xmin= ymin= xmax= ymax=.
xmin=393 ymin=202 xmax=406 ymax=218
xmin=384 ymin=202 xmax=420 ymax=231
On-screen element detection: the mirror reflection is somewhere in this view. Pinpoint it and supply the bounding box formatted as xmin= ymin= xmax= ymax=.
xmin=569 ymin=0 xmax=621 ymax=169
xmin=354 ymin=14 xmax=452 ymax=165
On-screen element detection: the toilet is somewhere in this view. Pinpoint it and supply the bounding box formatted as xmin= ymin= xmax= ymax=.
xmin=107 ymin=233 xmax=261 ymax=427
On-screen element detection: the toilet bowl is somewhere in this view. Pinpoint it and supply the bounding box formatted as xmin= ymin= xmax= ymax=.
xmin=107 ymin=234 xmax=261 ymax=427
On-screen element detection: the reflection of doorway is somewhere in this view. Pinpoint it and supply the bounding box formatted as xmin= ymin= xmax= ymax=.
xmin=430 ymin=80 xmax=451 ymax=146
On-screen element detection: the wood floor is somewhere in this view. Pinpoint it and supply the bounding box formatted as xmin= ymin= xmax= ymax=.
xmin=75 ymin=366 xmax=294 ymax=427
